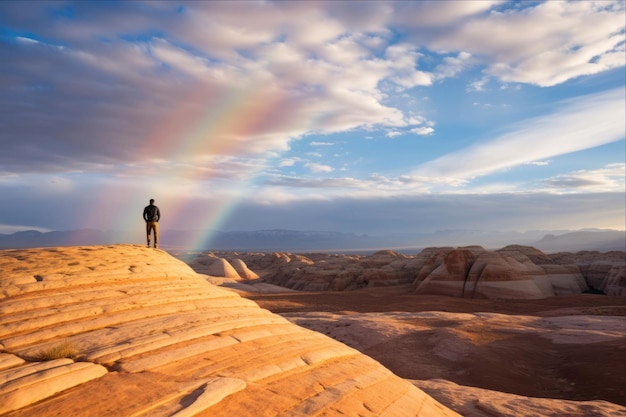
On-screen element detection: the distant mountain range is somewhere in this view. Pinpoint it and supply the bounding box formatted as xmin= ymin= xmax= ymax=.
xmin=533 ymin=230 xmax=626 ymax=253
xmin=0 ymin=228 xmax=623 ymax=253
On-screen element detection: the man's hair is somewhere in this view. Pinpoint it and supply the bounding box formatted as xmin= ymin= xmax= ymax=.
xmin=150 ymin=199 xmax=155 ymax=204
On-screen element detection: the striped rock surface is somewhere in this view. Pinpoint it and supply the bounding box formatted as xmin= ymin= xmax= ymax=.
xmin=0 ymin=245 xmax=459 ymax=417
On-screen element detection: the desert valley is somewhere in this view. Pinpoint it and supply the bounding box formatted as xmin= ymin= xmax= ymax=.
xmin=0 ymin=243 xmax=624 ymax=417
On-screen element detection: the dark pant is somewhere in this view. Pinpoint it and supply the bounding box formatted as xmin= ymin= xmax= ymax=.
xmin=146 ymin=221 xmax=158 ymax=247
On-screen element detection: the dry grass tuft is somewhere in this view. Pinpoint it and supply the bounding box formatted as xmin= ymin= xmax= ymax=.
xmin=34 ymin=341 xmax=79 ymax=361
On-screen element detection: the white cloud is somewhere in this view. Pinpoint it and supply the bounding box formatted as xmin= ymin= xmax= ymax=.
xmin=385 ymin=43 xmax=433 ymax=88
xmin=467 ymin=76 xmax=490 ymax=92
xmin=150 ymin=38 xmax=214 ymax=80
xmin=265 ymin=174 xmax=362 ymax=191
xmin=394 ymin=0 xmax=503 ymax=28
xmin=1 ymin=2 xmax=419 ymax=178
xmin=413 ymin=88 xmax=626 ymax=181
xmin=541 ymin=163 xmax=626 ymax=193
xmin=434 ymin=51 xmax=474 ymax=80
xmin=305 ymin=162 xmax=334 ymax=173
xmin=16 ymin=36 xmax=40 ymax=44
xmin=406 ymin=115 xmax=427 ymax=125
xmin=525 ymin=160 xmax=551 ymax=166
xmin=278 ymin=158 xmax=298 ymax=168
xmin=428 ymin=1 xmax=626 ymax=86
xmin=3 ymin=1 xmax=624 ymax=180
xmin=410 ymin=127 xmax=435 ymax=136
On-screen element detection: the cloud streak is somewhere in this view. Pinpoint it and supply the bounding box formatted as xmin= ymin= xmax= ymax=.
xmin=412 ymin=88 xmax=626 ymax=185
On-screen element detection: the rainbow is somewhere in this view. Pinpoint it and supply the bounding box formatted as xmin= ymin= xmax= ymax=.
xmin=97 ymin=82 xmax=290 ymax=250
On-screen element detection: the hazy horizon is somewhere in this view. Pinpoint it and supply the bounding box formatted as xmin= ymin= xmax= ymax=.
xmin=1 ymin=226 xmax=624 ymax=255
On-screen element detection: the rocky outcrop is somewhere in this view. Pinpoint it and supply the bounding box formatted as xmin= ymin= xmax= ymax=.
xmin=225 ymin=246 xmax=593 ymax=299
xmin=548 ymin=251 xmax=626 ymax=296
xmin=204 ymin=257 xmax=241 ymax=279
xmin=217 ymin=246 xmax=626 ymax=300
xmin=602 ymin=264 xmax=626 ymax=296
xmin=0 ymin=245 xmax=459 ymax=416
xmin=414 ymin=246 xmax=589 ymax=299
xmin=413 ymin=247 xmax=483 ymax=297
xmin=227 ymin=251 xmax=420 ymax=291
xmin=180 ymin=254 xmax=259 ymax=281
xmin=230 ymin=258 xmax=260 ymax=280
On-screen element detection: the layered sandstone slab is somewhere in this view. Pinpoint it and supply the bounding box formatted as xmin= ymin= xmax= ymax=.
xmin=0 ymin=245 xmax=459 ymax=417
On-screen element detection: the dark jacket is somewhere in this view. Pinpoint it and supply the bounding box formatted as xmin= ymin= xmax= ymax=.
xmin=143 ymin=204 xmax=160 ymax=222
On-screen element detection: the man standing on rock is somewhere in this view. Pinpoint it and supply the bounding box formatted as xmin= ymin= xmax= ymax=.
xmin=143 ymin=198 xmax=160 ymax=248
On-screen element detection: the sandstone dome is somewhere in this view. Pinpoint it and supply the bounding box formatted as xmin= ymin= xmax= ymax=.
xmin=204 ymin=257 xmax=242 ymax=279
xmin=231 ymin=258 xmax=260 ymax=280
xmin=0 ymin=245 xmax=459 ymax=416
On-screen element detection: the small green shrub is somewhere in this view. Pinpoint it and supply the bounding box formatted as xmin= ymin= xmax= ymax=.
xmin=34 ymin=342 xmax=79 ymax=361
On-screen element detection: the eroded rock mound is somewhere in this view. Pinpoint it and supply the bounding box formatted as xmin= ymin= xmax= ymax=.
xmin=205 ymin=257 xmax=241 ymax=279
xmin=230 ymin=258 xmax=260 ymax=280
xmin=413 ymin=246 xmax=590 ymax=299
xmin=227 ymin=251 xmax=420 ymax=291
xmin=179 ymin=247 xmax=625 ymax=299
xmin=182 ymin=253 xmax=243 ymax=279
xmin=0 ymin=245 xmax=459 ymax=417
xmin=549 ymin=251 xmax=626 ymax=296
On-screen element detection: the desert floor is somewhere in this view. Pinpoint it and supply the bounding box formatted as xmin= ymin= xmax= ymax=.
xmin=241 ymin=285 xmax=626 ymax=406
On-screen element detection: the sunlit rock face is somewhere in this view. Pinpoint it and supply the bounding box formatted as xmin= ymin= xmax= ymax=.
xmin=183 ymin=253 xmax=243 ymax=279
xmin=413 ymin=246 xmax=589 ymax=299
xmin=0 ymin=245 xmax=459 ymax=417
xmin=230 ymin=258 xmax=260 ymax=280
xmin=232 ymin=246 xmax=602 ymax=299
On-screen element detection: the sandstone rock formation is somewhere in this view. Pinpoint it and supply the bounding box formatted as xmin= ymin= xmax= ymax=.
xmin=220 ymin=246 xmax=624 ymax=300
xmin=176 ymin=253 xmax=260 ymax=281
xmin=225 ymin=250 xmax=420 ymax=292
xmin=0 ymin=245 xmax=459 ymax=417
xmin=413 ymin=246 xmax=589 ymax=299
xmin=549 ymin=251 xmax=626 ymax=296
xmin=230 ymin=258 xmax=259 ymax=280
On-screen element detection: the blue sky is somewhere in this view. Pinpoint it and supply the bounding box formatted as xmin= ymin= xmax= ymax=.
xmin=0 ymin=1 xmax=624 ymax=243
